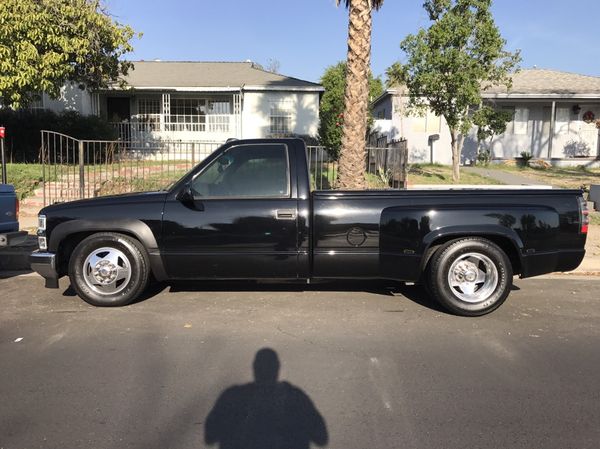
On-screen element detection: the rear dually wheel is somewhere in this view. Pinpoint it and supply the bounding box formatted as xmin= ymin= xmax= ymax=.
xmin=427 ymin=238 xmax=513 ymax=316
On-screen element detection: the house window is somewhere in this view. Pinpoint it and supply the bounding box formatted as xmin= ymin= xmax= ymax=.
xmin=167 ymin=97 xmax=232 ymax=132
xmin=138 ymin=98 xmax=160 ymax=116
xmin=137 ymin=97 xmax=161 ymax=129
xmin=169 ymin=98 xmax=207 ymax=131
xmin=270 ymin=101 xmax=293 ymax=135
xmin=501 ymin=106 xmax=528 ymax=135
xmin=555 ymin=107 xmax=571 ymax=135
xmin=29 ymin=93 xmax=45 ymax=111
xmin=513 ymin=107 xmax=529 ymax=135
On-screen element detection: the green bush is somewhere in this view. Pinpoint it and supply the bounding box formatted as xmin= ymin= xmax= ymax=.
xmin=0 ymin=109 xmax=117 ymax=162
xmin=477 ymin=149 xmax=492 ymax=166
xmin=519 ymin=151 xmax=533 ymax=167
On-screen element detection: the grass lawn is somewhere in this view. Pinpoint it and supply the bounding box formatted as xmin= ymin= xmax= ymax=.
xmin=490 ymin=164 xmax=600 ymax=190
xmin=408 ymin=164 xmax=503 ymax=185
xmin=5 ymin=163 xmax=50 ymax=200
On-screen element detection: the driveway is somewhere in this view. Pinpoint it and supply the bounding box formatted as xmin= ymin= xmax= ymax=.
xmin=1 ymin=275 xmax=599 ymax=449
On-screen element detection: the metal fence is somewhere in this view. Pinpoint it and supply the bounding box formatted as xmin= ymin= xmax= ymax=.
xmin=40 ymin=131 xmax=408 ymax=206
xmin=40 ymin=130 xmax=221 ymax=205
xmin=307 ymin=139 xmax=408 ymax=190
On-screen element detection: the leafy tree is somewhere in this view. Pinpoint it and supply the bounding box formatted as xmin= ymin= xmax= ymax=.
xmin=472 ymin=106 xmax=513 ymax=165
xmin=387 ymin=0 xmax=520 ymax=181
xmin=336 ymin=0 xmax=384 ymax=189
xmin=0 ymin=0 xmax=137 ymax=108
xmin=318 ymin=62 xmax=383 ymax=158
xmin=473 ymin=106 xmax=513 ymax=145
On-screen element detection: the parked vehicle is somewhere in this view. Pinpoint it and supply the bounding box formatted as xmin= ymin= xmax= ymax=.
xmin=0 ymin=184 xmax=27 ymax=247
xmin=30 ymin=139 xmax=589 ymax=316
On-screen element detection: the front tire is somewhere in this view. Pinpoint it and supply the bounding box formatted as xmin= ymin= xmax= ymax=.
xmin=427 ymin=238 xmax=513 ymax=316
xmin=68 ymin=232 xmax=150 ymax=307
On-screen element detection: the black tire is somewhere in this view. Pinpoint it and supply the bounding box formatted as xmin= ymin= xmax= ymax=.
xmin=68 ymin=232 xmax=150 ymax=307
xmin=427 ymin=238 xmax=513 ymax=316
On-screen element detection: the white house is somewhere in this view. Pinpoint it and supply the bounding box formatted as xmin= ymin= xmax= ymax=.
xmin=33 ymin=61 xmax=323 ymax=143
xmin=371 ymin=69 xmax=600 ymax=166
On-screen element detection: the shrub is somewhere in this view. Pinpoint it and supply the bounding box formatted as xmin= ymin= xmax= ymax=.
xmin=477 ymin=149 xmax=492 ymax=166
xmin=519 ymin=151 xmax=533 ymax=166
xmin=0 ymin=109 xmax=117 ymax=162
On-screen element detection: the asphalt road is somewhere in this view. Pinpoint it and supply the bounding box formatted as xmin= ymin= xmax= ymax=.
xmin=1 ymin=274 xmax=599 ymax=449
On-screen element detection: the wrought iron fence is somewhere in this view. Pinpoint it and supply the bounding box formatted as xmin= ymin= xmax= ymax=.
xmin=40 ymin=131 xmax=408 ymax=206
xmin=307 ymin=139 xmax=408 ymax=190
xmin=40 ymin=130 xmax=221 ymax=206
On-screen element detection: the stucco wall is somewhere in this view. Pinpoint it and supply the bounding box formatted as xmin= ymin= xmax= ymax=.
xmin=42 ymin=83 xmax=93 ymax=115
xmin=374 ymin=94 xmax=600 ymax=164
xmin=241 ymin=91 xmax=319 ymax=139
xmin=373 ymin=96 xmax=455 ymax=165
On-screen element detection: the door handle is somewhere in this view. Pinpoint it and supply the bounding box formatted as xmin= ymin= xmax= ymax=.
xmin=275 ymin=209 xmax=297 ymax=220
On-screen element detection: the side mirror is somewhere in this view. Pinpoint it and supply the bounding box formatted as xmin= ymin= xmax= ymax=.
xmin=177 ymin=184 xmax=204 ymax=211
xmin=177 ymin=183 xmax=194 ymax=202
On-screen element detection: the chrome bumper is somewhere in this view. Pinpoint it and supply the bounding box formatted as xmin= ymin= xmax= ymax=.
xmin=29 ymin=251 xmax=59 ymax=288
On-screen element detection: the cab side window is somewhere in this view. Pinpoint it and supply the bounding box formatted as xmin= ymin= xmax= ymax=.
xmin=191 ymin=144 xmax=290 ymax=198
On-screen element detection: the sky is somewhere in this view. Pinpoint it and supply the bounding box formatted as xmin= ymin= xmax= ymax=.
xmin=104 ymin=0 xmax=600 ymax=84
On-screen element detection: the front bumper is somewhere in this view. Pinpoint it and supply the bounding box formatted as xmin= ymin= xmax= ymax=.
xmin=29 ymin=251 xmax=59 ymax=288
xmin=0 ymin=231 xmax=28 ymax=247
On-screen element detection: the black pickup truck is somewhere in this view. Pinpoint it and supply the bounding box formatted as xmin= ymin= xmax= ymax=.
xmin=30 ymin=139 xmax=589 ymax=316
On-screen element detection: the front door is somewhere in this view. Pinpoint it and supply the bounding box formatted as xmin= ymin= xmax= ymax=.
xmin=161 ymin=143 xmax=299 ymax=279
xmin=106 ymin=97 xmax=131 ymax=122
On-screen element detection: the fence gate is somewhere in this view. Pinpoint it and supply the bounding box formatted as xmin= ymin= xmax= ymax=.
xmin=40 ymin=130 xmax=221 ymax=206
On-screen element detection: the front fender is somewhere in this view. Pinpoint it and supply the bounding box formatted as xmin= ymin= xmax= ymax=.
xmin=49 ymin=218 xmax=159 ymax=252
xmin=48 ymin=218 xmax=167 ymax=281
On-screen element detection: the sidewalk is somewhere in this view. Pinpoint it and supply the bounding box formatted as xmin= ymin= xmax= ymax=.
xmin=463 ymin=166 xmax=552 ymax=186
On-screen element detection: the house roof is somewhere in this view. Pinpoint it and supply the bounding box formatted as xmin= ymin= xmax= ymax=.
xmin=112 ymin=61 xmax=323 ymax=92
xmin=483 ymin=69 xmax=600 ymax=98
xmin=374 ymin=69 xmax=600 ymax=104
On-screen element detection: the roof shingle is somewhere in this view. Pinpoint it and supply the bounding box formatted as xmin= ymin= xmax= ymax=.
xmin=115 ymin=61 xmax=322 ymax=90
xmin=484 ymin=69 xmax=600 ymax=96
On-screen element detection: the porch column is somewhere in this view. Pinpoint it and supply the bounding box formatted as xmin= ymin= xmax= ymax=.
xmin=161 ymin=93 xmax=171 ymax=132
xmin=233 ymin=92 xmax=242 ymax=138
xmin=548 ymin=100 xmax=556 ymax=159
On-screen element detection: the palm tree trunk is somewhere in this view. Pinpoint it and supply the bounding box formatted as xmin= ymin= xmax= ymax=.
xmin=337 ymin=0 xmax=372 ymax=190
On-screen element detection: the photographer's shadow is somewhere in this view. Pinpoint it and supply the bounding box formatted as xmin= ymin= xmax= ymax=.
xmin=204 ymin=348 xmax=328 ymax=449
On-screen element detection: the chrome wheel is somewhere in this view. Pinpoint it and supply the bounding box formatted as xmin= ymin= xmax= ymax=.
xmin=82 ymin=247 xmax=132 ymax=295
xmin=447 ymin=252 xmax=498 ymax=303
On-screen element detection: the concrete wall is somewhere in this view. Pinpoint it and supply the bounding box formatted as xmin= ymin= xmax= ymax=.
xmin=241 ymin=91 xmax=320 ymax=139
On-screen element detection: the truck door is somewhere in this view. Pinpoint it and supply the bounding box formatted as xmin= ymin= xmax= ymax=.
xmin=161 ymin=143 xmax=300 ymax=279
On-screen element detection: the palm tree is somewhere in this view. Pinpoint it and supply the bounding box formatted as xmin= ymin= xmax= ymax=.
xmin=336 ymin=0 xmax=384 ymax=189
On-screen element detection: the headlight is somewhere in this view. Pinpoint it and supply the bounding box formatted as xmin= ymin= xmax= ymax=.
xmin=37 ymin=215 xmax=47 ymax=250
xmin=38 ymin=215 xmax=46 ymax=232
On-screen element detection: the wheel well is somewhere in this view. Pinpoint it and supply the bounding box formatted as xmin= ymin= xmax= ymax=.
xmin=423 ymin=235 xmax=522 ymax=275
xmin=56 ymin=231 xmax=147 ymax=277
